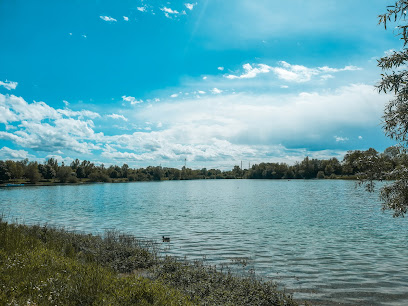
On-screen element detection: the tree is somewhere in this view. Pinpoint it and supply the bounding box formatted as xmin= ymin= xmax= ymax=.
xmin=46 ymin=158 xmax=59 ymax=173
xmin=0 ymin=161 xmax=11 ymax=182
xmin=362 ymin=1 xmax=408 ymax=216
xmin=70 ymin=159 xmax=80 ymax=170
xmin=56 ymin=166 xmax=74 ymax=183
xmin=5 ymin=160 xmax=24 ymax=180
xmin=121 ymin=164 xmax=129 ymax=178
xmin=38 ymin=164 xmax=56 ymax=180
xmin=24 ymin=162 xmax=41 ymax=184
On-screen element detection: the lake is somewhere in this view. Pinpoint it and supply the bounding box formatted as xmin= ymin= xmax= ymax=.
xmin=1 ymin=179 xmax=407 ymax=305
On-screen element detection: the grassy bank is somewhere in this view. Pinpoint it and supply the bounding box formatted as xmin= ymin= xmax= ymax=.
xmin=0 ymin=219 xmax=299 ymax=305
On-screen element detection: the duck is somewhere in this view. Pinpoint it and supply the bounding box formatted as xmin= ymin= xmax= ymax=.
xmin=162 ymin=236 xmax=170 ymax=242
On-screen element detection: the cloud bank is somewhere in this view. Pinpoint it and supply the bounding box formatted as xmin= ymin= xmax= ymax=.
xmin=0 ymin=82 xmax=389 ymax=168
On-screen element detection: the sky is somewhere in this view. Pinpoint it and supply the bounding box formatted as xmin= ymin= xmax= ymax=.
xmin=0 ymin=0 xmax=402 ymax=169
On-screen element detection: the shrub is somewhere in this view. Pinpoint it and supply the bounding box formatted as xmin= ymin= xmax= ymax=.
xmin=316 ymin=171 xmax=325 ymax=179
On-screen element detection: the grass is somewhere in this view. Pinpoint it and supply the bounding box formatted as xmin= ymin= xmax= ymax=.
xmin=0 ymin=218 xmax=300 ymax=305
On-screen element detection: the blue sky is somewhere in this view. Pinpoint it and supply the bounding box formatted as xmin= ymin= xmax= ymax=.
xmin=0 ymin=0 xmax=401 ymax=169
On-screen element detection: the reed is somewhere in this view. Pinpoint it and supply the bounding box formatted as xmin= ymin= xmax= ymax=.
xmin=0 ymin=217 xmax=300 ymax=305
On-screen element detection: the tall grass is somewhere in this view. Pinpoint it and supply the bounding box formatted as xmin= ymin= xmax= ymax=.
xmin=0 ymin=218 xmax=300 ymax=305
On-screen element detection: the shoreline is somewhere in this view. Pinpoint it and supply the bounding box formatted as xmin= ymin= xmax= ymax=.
xmin=0 ymin=219 xmax=302 ymax=305
xmin=0 ymin=175 xmax=361 ymax=188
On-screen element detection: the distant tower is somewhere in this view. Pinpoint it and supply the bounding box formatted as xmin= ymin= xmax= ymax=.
xmin=184 ymin=158 xmax=186 ymax=168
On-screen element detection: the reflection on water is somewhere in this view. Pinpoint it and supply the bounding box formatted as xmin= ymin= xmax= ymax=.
xmin=1 ymin=180 xmax=408 ymax=305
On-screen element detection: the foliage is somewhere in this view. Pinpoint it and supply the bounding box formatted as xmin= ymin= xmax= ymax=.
xmin=56 ymin=166 xmax=75 ymax=183
xmin=358 ymin=1 xmax=408 ymax=216
xmin=0 ymin=219 xmax=191 ymax=305
xmin=1 ymin=147 xmax=408 ymax=187
xmin=24 ymin=161 xmax=41 ymax=184
xmin=88 ymin=171 xmax=110 ymax=183
xmin=0 ymin=219 xmax=300 ymax=305
xmin=5 ymin=160 xmax=24 ymax=180
xmin=0 ymin=161 xmax=11 ymax=182
xmin=316 ymin=171 xmax=325 ymax=179
xmin=153 ymin=257 xmax=297 ymax=305
xmin=38 ymin=164 xmax=56 ymax=180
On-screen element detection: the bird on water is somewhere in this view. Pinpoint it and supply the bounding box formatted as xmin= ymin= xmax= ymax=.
xmin=162 ymin=236 xmax=170 ymax=242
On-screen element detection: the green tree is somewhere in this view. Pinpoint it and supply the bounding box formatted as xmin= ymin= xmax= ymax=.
xmin=232 ymin=165 xmax=242 ymax=178
xmin=316 ymin=171 xmax=325 ymax=179
xmin=56 ymin=166 xmax=74 ymax=183
xmin=70 ymin=159 xmax=80 ymax=170
xmin=46 ymin=158 xmax=59 ymax=173
xmin=362 ymin=1 xmax=408 ymax=216
xmin=121 ymin=164 xmax=129 ymax=178
xmin=38 ymin=164 xmax=56 ymax=180
xmin=24 ymin=162 xmax=41 ymax=184
xmin=5 ymin=160 xmax=24 ymax=180
xmin=0 ymin=161 xmax=11 ymax=182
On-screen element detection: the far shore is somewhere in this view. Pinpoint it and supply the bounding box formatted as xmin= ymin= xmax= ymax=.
xmin=0 ymin=175 xmax=361 ymax=188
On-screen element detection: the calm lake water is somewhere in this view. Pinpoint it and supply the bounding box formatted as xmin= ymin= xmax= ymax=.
xmin=1 ymin=179 xmax=408 ymax=305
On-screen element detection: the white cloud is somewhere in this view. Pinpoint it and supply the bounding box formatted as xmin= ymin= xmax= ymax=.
xmin=271 ymin=61 xmax=318 ymax=82
xmin=0 ymin=119 xmax=100 ymax=155
xmin=210 ymin=88 xmax=223 ymax=94
xmin=137 ymin=7 xmax=146 ymax=12
xmin=185 ymin=3 xmax=196 ymax=10
xmin=320 ymin=74 xmax=334 ymax=80
xmin=170 ymin=94 xmax=179 ymax=98
xmin=225 ymin=61 xmax=362 ymax=83
xmin=107 ymin=113 xmax=128 ymax=122
xmin=0 ymin=83 xmax=388 ymax=168
xmin=334 ymin=136 xmax=349 ymax=142
xmin=0 ymin=94 xmax=102 ymax=155
xmin=63 ymin=100 xmax=69 ymax=107
xmin=198 ymin=90 xmax=206 ymax=94
xmin=0 ymin=147 xmax=31 ymax=160
xmin=133 ymin=84 xmax=386 ymax=159
xmin=280 ymin=85 xmax=289 ymax=89
xmin=384 ymin=49 xmax=395 ymax=56
xmin=161 ymin=7 xmax=180 ymax=18
xmin=218 ymin=67 xmax=224 ymax=71
xmin=82 ymin=34 xmax=87 ymax=38
xmin=273 ymin=62 xmax=362 ymax=83
xmin=161 ymin=7 xmax=179 ymax=14
xmin=122 ymin=95 xmax=143 ymax=105
xmin=0 ymin=95 xmax=59 ymax=122
xmin=203 ymin=76 xmax=207 ymax=80
xmin=58 ymin=109 xmax=100 ymax=119
xmin=123 ymin=16 xmax=129 ymax=21
xmin=100 ymin=16 xmax=117 ymax=22
xmin=318 ymin=65 xmax=361 ymax=73
xmin=226 ymin=63 xmax=271 ymax=79
xmin=69 ymin=33 xmax=72 ymax=36
xmin=358 ymin=136 xmax=363 ymax=140
xmin=0 ymin=80 xmax=18 ymax=90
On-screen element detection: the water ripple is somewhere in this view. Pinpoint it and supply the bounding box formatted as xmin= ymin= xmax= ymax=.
xmin=1 ymin=180 xmax=408 ymax=305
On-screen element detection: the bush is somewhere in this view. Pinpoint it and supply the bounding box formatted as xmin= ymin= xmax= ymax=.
xmin=0 ymin=220 xmax=300 ymax=306
xmin=68 ymin=175 xmax=78 ymax=183
xmin=316 ymin=171 xmax=325 ymax=179
xmin=0 ymin=221 xmax=191 ymax=305
xmin=88 ymin=171 xmax=110 ymax=182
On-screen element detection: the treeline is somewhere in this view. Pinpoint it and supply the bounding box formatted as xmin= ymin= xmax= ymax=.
xmin=0 ymin=146 xmax=405 ymax=184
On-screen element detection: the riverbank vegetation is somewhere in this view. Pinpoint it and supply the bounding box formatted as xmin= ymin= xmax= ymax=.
xmin=0 ymin=218 xmax=299 ymax=305
xmin=363 ymin=0 xmax=408 ymax=217
xmin=0 ymin=147 xmax=404 ymax=185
